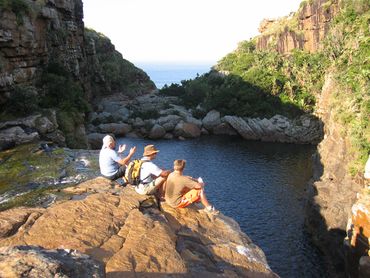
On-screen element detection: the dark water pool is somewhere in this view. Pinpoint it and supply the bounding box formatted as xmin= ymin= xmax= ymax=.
xmin=117 ymin=135 xmax=328 ymax=277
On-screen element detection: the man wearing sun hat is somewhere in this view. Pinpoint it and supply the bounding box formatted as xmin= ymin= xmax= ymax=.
xmin=135 ymin=144 xmax=170 ymax=195
xmin=99 ymin=134 xmax=136 ymax=181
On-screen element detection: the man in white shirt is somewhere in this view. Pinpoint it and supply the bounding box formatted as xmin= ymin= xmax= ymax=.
xmin=99 ymin=135 xmax=136 ymax=181
xmin=135 ymin=144 xmax=170 ymax=195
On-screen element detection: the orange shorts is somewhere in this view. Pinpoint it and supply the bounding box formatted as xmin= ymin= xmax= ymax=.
xmin=177 ymin=189 xmax=201 ymax=208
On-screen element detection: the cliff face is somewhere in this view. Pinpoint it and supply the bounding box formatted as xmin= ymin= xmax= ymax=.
xmin=0 ymin=0 xmax=154 ymax=149
xmin=256 ymin=0 xmax=339 ymax=54
xmin=305 ymin=73 xmax=364 ymax=275
xmin=0 ymin=0 xmax=86 ymax=99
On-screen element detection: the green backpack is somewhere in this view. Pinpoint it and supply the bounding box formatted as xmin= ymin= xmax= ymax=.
xmin=124 ymin=159 xmax=146 ymax=186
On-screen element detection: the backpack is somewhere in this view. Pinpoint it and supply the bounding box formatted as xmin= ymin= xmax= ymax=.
xmin=124 ymin=159 xmax=146 ymax=186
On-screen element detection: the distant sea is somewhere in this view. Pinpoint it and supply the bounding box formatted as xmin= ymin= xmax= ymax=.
xmin=137 ymin=63 xmax=212 ymax=89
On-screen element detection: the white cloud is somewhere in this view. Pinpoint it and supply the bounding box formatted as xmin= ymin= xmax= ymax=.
xmin=83 ymin=0 xmax=302 ymax=64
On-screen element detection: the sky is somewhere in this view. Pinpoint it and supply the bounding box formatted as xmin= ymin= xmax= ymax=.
xmin=83 ymin=0 xmax=303 ymax=65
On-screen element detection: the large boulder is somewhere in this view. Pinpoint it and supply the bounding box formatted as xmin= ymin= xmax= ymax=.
xmin=202 ymin=110 xmax=221 ymax=132
xmin=174 ymin=122 xmax=201 ymax=138
xmin=157 ymin=115 xmax=182 ymax=132
xmin=223 ymin=116 xmax=260 ymax=140
xmin=148 ymin=124 xmax=166 ymax=139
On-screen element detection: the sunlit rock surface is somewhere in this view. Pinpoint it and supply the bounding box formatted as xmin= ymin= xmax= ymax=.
xmin=0 ymin=177 xmax=277 ymax=277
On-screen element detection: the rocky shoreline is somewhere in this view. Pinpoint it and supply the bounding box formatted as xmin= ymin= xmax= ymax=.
xmin=0 ymin=177 xmax=277 ymax=277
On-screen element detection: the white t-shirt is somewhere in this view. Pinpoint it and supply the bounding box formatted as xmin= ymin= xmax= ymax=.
xmin=99 ymin=147 xmax=120 ymax=177
xmin=140 ymin=157 xmax=162 ymax=184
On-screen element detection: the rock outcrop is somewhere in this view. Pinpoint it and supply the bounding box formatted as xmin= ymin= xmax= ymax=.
xmin=256 ymin=0 xmax=339 ymax=54
xmin=87 ymin=92 xmax=323 ymax=147
xmin=0 ymin=112 xmax=65 ymax=150
xmin=0 ymin=246 xmax=104 ymax=278
xmin=0 ymin=177 xmax=277 ymax=277
xmin=0 ymin=0 xmax=155 ymax=148
xmin=305 ymin=73 xmax=366 ymax=276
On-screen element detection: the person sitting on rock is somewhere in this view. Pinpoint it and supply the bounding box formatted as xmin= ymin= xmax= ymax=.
xmin=165 ymin=159 xmax=218 ymax=214
xmin=99 ymin=135 xmax=136 ymax=181
xmin=135 ymin=144 xmax=170 ymax=196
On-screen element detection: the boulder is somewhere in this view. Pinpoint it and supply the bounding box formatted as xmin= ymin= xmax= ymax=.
xmin=223 ymin=116 xmax=260 ymax=140
xmin=213 ymin=122 xmax=238 ymax=136
xmin=202 ymin=110 xmax=221 ymax=132
xmin=149 ymin=124 xmax=166 ymax=139
xmin=185 ymin=116 xmax=203 ymax=128
xmin=0 ymin=127 xmax=39 ymax=150
xmin=112 ymin=107 xmax=131 ymax=122
xmin=98 ymin=123 xmax=131 ymax=136
xmin=157 ymin=115 xmax=182 ymax=132
xmin=0 ymin=246 xmax=104 ymax=278
xmin=174 ymin=122 xmax=201 ymax=138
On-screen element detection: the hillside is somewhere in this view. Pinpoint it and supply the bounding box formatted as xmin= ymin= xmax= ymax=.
xmin=159 ymin=0 xmax=369 ymax=276
xmin=0 ymin=0 xmax=155 ymax=148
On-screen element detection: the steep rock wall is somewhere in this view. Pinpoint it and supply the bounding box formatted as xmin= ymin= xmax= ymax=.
xmin=305 ymin=73 xmax=365 ymax=276
xmin=0 ymin=0 xmax=154 ymax=148
xmin=256 ymin=0 xmax=339 ymax=54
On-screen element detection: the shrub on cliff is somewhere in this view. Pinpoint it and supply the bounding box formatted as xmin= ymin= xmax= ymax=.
xmin=84 ymin=28 xmax=155 ymax=96
xmin=2 ymin=85 xmax=39 ymax=117
xmin=39 ymin=62 xmax=90 ymax=113
xmin=0 ymin=0 xmax=30 ymax=24
xmin=323 ymin=1 xmax=370 ymax=174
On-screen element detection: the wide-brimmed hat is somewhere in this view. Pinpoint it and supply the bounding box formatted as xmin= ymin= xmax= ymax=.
xmin=143 ymin=144 xmax=159 ymax=156
xmin=102 ymin=135 xmax=115 ymax=148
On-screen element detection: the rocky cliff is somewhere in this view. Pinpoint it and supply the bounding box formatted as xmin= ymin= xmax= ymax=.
xmin=0 ymin=177 xmax=277 ymax=277
xmin=256 ymin=0 xmax=339 ymax=53
xmin=0 ymin=0 xmax=154 ymax=149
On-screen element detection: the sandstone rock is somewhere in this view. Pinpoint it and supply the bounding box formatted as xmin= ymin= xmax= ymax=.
xmin=256 ymin=0 xmax=339 ymax=54
xmin=0 ymin=246 xmax=104 ymax=278
xmin=0 ymin=178 xmax=276 ymax=277
xmin=202 ymin=110 xmax=221 ymax=132
xmin=148 ymin=124 xmax=166 ymax=139
xmin=174 ymin=122 xmax=201 ymax=138
xmin=98 ymin=123 xmax=131 ymax=136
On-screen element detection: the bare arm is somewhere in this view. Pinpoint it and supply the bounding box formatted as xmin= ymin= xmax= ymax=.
xmin=160 ymin=170 xmax=171 ymax=177
xmin=118 ymin=146 xmax=136 ymax=166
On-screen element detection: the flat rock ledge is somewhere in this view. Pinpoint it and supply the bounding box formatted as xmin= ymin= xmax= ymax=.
xmin=0 ymin=177 xmax=277 ymax=277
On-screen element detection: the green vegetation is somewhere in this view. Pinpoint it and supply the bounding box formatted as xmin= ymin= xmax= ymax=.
xmin=0 ymin=0 xmax=30 ymax=24
xmin=85 ymin=28 xmax=155 ymax=95
xmin=160 ymin=0 xmax=369 ymax=175
xmin=324 ymin=0 xmax=370 ymax=174
xmin=5 ymin=85 xmax=39 ymax=116
xmin=40 ymin=62 xmax=90 ymax=113
xmin=160 ymin=40 xmax=327 ymax=118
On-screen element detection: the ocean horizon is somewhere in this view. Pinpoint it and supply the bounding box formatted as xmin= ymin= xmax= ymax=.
xmin=137 ymin=63 xmax=213 ymax=89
